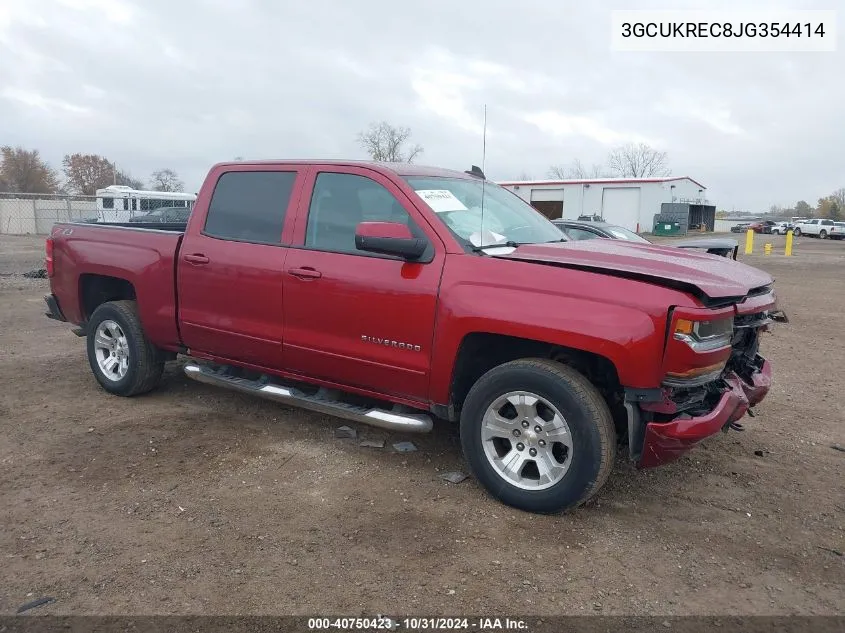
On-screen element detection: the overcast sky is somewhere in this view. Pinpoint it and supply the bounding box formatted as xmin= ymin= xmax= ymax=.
xmin=0 ymin=0 xmax=841 ymax=211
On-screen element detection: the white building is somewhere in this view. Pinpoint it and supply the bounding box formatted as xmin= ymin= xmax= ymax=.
xmin=498 ymin=176 xmax=712 ymax=233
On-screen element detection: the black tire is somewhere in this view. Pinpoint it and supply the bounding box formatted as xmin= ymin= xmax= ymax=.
xmin=793 ymin=228 xmax=801 ymax=236
xmin=819 ymin=230 xmax=827 ymax=239
xmin=460 ymin=358 xmax=616 ymax=514
xmin=86 ymin=300 xmax=165 ymax=396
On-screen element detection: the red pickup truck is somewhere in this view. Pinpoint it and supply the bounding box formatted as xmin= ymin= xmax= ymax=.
xmin=44 ymin=160 xmax=785 ymax=513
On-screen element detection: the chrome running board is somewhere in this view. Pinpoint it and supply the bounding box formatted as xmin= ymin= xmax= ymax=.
xmin=184 ymin=363 xmax=433 ymax=433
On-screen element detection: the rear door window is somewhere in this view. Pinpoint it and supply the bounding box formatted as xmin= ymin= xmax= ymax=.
xmin=204 ymin=171 xmax=297 ymax=244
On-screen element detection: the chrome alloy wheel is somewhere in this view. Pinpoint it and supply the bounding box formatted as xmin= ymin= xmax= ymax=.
xmin=93 ymin=320 xmax=130 ymax=381
xmin=481 ymin=391 xmax=573 ymax=490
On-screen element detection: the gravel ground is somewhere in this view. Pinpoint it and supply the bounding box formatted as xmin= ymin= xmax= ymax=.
xmin=1 ymin=232 xmax=843 ymax=616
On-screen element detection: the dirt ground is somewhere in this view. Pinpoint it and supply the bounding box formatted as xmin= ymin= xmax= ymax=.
xmin=1 ymin=232 xmax=843 ymax=616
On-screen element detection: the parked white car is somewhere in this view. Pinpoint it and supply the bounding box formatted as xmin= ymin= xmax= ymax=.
xmin=770 ymin=222 xmax=793 ymax=235
xmin=830 ymin=222 xmax=845 ymax=241
xmin=794 ymin=218 xmax=835 ymax=238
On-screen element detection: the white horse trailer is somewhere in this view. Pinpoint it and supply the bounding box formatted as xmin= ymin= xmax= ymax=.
xmin=95 ymin=186 xmax=196 ymax=222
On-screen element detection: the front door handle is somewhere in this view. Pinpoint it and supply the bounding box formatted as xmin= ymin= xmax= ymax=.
xmin=288 ymin=266 xmax=322 ymax=280
xmin=184 ymin=253 xmax=210 ymax=265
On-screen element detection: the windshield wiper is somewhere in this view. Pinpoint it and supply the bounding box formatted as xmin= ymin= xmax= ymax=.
xmin=472 ymin=240 xmax=521 ymax=253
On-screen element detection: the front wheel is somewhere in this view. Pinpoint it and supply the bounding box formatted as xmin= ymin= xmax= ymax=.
xmin=460 ymin=359 xmax=616 ymax=513
xmin=820 ymin=230 xmax=828 ymax=239
xmin=86 ymin=300 xmax=165 ymax=396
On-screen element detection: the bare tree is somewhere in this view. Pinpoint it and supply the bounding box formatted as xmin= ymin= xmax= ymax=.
xmin=116 ymin=170 xmax=144 ymax=190
xmin=149 ymin=168 xmax=184 ymax=192
xmin=547 ymin=164 xmax=568 ymax=179
xmin=0 ymin=146 xmax=60 ymax=193
xmin=584 ymin=162 xmax=609 ymax=178
xmin=831 ymin=187 xmax=845 ymax=211
xmin=357 ymin=121 xmax=423 ymax=163
xmin=607 ymin=143 xmax=670 ymax=178
xmin=548 ymin=159 xmax=608 ymax=179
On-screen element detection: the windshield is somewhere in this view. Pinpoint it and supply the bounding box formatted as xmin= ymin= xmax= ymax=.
xmin=404 ymin=177 xmax=565 ymax=248
xmin=605 ymin=226 xmax=650 ymax=242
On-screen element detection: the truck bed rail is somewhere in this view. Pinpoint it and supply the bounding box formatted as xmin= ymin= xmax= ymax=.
xmin=67 ymin=221 xmax=187 ymax=233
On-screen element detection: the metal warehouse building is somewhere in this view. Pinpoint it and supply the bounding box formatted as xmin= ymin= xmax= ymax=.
xmin=498 ymin=177 xmax=715 ymax=233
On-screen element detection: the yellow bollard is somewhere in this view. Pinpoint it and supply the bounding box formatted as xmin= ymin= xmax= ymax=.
xmin=744 ymin=229 xmax=754 ymax=255
xmin=785 ymin=230 xmax=793 ymax=256
xmin=764 ymin=243 xmax=772 ymax=255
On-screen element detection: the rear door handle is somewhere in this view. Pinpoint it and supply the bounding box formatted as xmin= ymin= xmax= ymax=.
xmin=288 ymin=266 xmax=322 ymax=280
xmin=183 ymin=253 xmax=210 ymax=265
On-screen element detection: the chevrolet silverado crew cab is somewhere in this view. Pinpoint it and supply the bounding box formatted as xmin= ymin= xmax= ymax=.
xmin=44 ymin=160 xmax=786 ymax=513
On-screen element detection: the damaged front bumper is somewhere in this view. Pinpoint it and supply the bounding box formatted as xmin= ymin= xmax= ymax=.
xmin=632 ymin=356 xmax=772 ymax=469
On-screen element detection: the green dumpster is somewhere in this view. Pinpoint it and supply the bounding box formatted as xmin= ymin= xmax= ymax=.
xmin=652 ymin=221 xmax=682 ymax=236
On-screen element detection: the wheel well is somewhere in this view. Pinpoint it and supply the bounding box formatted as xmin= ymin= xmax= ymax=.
xmin=79 ymin=274 xmax=136 ymax=321
xmin=449 ymin=332 xmax=627 ymax=436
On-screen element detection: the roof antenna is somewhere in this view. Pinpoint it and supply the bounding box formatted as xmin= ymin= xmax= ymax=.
xmin=479 ymin=104 xmax=488 ymax=245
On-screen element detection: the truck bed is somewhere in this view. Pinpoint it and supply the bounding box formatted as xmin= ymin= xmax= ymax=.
xmin=49 ymin=222 xmax=185 ymax=351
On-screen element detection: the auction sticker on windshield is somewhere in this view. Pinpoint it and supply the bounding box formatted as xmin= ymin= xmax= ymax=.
xmin=415 ymin=190 xmax=468 ymax=213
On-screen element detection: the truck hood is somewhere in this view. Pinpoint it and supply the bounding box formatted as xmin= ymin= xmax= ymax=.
xmin=495 ymin=239 xmax=772 ymax=303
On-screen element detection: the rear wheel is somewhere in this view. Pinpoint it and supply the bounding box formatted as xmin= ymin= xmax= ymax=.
xmin=86 ymin=300 xmax=164 ymax=396
xmin=820 ymin=229 xmax=828 ymax=239
xmin=460 ymin=359 xmax=616 ymax=513
xmin=793 ymin=228 xmax=801 ymax=236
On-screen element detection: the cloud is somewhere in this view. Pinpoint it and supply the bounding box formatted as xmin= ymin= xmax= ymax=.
xmin=656 ymin=91 xmax=745 ymax=137
xmin=1 ymin=87 xmax=91 ymax=115
xmin=54 ymin=0 xmax=135 ymax=24
xmin=412 ymin=68 xmax=483 ymax=134
xmin=522 ymin=111 xmax=656 ymax=146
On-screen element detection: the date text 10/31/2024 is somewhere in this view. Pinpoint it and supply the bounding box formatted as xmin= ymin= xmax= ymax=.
xmin=307 ymin=617 xmax=529 ymax=631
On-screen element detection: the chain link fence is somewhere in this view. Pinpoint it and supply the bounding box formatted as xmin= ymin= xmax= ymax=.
xmin=0 ymin=192 xmax=99 ymax=235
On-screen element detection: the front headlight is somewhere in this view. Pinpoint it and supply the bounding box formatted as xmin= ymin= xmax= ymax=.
xmin=673 ymin=317 xmax=733 ymax=352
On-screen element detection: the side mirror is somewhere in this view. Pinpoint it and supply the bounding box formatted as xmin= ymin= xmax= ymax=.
xmin=354 ymin=221 xmax=428 ymax=261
